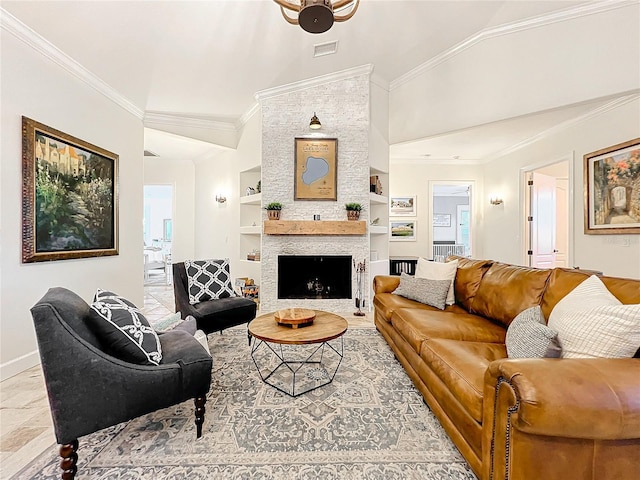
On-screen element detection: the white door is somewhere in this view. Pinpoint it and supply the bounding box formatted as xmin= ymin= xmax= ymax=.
xmin=555 ymin=179 xmax=569 ymax=267
xmin=531 ymin=172 xmax=556 ymax=268
xmin=456 ymin=205 xmax=471 ymax=257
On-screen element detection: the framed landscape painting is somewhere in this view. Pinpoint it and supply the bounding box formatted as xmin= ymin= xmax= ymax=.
xmin=390 ymin=220 xmax=416 ymax=241
xmin=390 ymin=196 xmax=416 ymax=216
xmin=584 ymin=138 xmax=640 ymax=234
xmin=22 ymin=116 xmax=119 ymax=262
xmin=294 ymin=137 xmax=337 ymax=200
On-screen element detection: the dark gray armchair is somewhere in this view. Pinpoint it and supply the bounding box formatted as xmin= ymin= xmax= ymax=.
xmin=173 ymin=261 xmax=257 ymax=336
xmin=30 ymin=287 xmax=213 ymax=480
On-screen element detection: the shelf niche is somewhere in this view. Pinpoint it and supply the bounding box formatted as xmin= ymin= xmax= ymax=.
xmin=264 ymin=220 xmax=366 ymax=236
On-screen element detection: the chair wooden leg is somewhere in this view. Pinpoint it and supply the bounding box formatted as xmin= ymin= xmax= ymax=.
xmin=194 ymin=396 xmax=206 ymax=438
xmin=59 ymin=439 xmax=78 ymax=480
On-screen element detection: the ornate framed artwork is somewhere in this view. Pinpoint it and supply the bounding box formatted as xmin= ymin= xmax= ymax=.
xmin=294 ymin=137 xmax=337 ymax=201
xmin=390 ymin=220 xmax=416 ymax=241
xmin=584 ymin=138 xmax=640 ymax=234
xmin=22 ymin=116 xmax=119 ymax=262
xmin=390 ymin=195 xmax=416 ymax=216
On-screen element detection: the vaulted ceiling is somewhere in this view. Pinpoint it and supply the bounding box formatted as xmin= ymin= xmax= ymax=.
xmin=3 ymin=0 xmax=636 ymax=162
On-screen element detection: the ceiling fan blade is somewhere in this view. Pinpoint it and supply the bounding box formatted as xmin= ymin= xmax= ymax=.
xmin=280 ymin=6 xmax=300 ymax=25
xmin=334 ymin=0 xmax=359 ymax=22
xmin=273 ymin=0 xmax=300 ymax=13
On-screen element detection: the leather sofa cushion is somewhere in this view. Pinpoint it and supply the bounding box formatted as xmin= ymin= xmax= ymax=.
xmin=541 ymin=269 xmax=640 ymax=321
xmin=471 ymin=263 xmax=552 ymax=328
xmin=390 ymin=308 xmax=506 ymax=353
xmin=374 ymin=292 xmax=466 ymax=323
xmin=450 ymin=258 xmax=493 ymax=311
xmin=420 ymin=339 xmax=507 ymax=422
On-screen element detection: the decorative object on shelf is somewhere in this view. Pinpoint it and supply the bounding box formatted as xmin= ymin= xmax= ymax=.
xmin=345 ymin=202 xmax=362 ymax=221
xmin=247 ymin=250 xmax=261 ymax=261
xmin=265 ymin=202 xmax=283 ymax=220
xmin=370 ymin=217 xmax=380 ymax=225
xmin=246 ymin=186 xmax=256 ymax=196
xmin=433 ymin=213 xmax=451 ymax=227
xmin=584 ymin=137 xmax=640 ymax=234
xmin=274 ymin=308 xmax=316 ymax=328
xmin=256 ymin=180 xmax=261 ymax=193
xmin=353 ymin=258 xmax=366 ymax=316
xmin=215 ymin=194 xmax=227 ymax=203
xmin=273 ymin=0 xmax=360 ymax=34
xmin=390 ymin=195 xmax=416 ymax=216
xmin=21 ymin=116 xmax=119 ymax=263
xmin=294 ymin=137 xmax=337 ymax=201
xmin=390 ymin=220 xmax=416 ymax=241
xmin=370 ymin=175 xmax=383 ymax=195
xmin=309 ymin=112 xmax=322 ymax=130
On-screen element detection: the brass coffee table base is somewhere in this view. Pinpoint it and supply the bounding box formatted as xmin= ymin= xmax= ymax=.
xmin=250 ymin=337 xmax=344 ymax=397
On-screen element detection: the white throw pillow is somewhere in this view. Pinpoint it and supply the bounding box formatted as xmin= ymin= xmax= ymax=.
xmin=415 ymin=258 xmax=458 ymax=305
xmin=548 ymin=275 xmax=640 ymax=358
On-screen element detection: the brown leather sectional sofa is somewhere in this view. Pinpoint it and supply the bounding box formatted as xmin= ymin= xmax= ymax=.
xmin=373 ymin=257 xmax=640 ymax=480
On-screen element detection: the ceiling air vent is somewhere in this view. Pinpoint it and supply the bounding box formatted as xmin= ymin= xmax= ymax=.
xmin=313 ymin=40 xmax=339 ymax=58
xmin=143 ymin=150 xmax=159 ymax=157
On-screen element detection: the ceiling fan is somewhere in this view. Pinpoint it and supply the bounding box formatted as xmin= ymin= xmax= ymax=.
xmin=273 ymin=0 xmax=360 ymax=34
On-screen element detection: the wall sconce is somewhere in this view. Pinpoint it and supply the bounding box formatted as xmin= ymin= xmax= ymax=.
xmin=490 ymin=196 xmax=503 ymax=206
xmin=309 ymin=112 xmax=322 ymax=130
xmin=215 ymin=194 xmax=227 ymax=204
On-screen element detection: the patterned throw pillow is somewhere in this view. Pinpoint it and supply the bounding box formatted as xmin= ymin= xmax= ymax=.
xmin=548 ymin=275 xmax=640 ymax=358
xmin=506 ymin=306 xmax=561 ymax=358
xmin=415 ymin=258 xmax=458 ymax=305
xmin=185 ymin=259 xmax=236 ymax=305
xmin=393 ymin=273 xmax=452 ymax=310
xmin=88 ymin=289 xmax=162 ymax=366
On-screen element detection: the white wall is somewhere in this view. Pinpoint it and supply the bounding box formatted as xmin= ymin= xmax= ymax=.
xmin=0 ymin=31 xmax=144 ymax=379
xmin=482 ymin=97 xmax=640 ymax=278
xmin=390 ymin=3 xmax=640 ymax=144
xmin=389 ymin=163 xmax=484 ymax=258
xmin=143 ymin=158 xmax=196 ymax=262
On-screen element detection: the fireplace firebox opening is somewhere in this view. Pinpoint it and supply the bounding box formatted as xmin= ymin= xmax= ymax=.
xmin=278 ymin=255 xmax=352 ymax=299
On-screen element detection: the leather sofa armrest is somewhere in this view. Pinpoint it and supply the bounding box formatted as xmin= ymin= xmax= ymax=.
xmin=483 ymin=358 xmax=640 ymax=440
xmin=373 ymin=275 xmax=401 ymax=294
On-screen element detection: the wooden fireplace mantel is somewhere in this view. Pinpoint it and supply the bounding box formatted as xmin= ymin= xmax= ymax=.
xmin=263 ymin=220 xmax=367 ymax=235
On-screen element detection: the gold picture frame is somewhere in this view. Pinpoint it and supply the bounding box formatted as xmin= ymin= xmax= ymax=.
xmin=584 ymin=138 xmax=640 ymax=234
xmin=22 ymin=116 xmax=119 ymax=262
xmin=294 ymin=137 xmax=337 ymax=201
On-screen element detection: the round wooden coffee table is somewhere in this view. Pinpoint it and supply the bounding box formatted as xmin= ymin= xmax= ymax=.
xmin=248 ymin=310 xmax=348 ymax=397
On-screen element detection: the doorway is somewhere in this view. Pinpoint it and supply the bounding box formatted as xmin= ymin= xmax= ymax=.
xmin=143 ymin=185 xmax=173 ymax=284
xmin=429 ymin=182 xmax=473 ymax=260
xmin=523 ymin=156 xmax=572 ymax=268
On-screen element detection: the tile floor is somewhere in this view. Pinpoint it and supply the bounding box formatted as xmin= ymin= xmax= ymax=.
xmin=0 ymin=279 xmax=375 ymax=478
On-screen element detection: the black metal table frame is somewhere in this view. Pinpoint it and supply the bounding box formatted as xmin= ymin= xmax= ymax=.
xmin=250 ymin=336 xmax=344 ymax=397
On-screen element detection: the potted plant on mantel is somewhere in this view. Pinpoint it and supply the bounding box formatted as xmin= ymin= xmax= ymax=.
xmin=265 ymin=202 xmax=282 ymax=221
xmin=345 ymin=202 xmax=362 ymax=221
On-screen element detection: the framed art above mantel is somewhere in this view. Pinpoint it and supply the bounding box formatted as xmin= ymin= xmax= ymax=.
xmin=21 ymin=116 xmax=119 ymax=262
xmin=294 ymin=137 xmax=337 ymax=201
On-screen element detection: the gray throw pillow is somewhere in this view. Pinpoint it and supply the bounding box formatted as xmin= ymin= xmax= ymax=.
xmin=393 ymin=273 xmax=452 ymax=310
xmin=506 ymin=306 xmax=562 ymax=359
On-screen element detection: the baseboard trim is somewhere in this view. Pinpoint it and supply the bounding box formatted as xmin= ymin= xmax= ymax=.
xmin=0 ymin=350 xmax=40 ymax=382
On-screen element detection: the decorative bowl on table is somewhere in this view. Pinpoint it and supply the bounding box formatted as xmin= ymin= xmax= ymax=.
xmin=274 ymin=308 xmax=316 ymax=328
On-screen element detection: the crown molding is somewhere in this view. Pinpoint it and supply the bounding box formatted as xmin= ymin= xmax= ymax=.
xmin=391 ymin=0 xmax=636 ymax=90
xmin=0 ymin=8 xmax=144 ymax=119
xmin=236 ymin=102 xmax=261 ymax=130
xmin=255 ymin=64 xmax=374 ymax=102
xmin=143 ymin=111 xmax=236 ymax=132
xmin=390 ymin=157 xmax=480 ymax=166
xmin=485 ymin=92 xmax=640 ymax=162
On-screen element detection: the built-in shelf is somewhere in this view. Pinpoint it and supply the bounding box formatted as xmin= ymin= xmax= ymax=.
xmin=240 ymin=259 xmax=261 ymax=265
xmin=370 ymin=225 xmax=388 ymax=235
xmin=240 ymin=226 xmax=261 ymax=235
xmin=264 ymin=220 xmax=367 ymax=235
xmin=369 ymin=192 xmax=388 ymax=205
xmin=240 ymin=193 xmax=262 ymax=205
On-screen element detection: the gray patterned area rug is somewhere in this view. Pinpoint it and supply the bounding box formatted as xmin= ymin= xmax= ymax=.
xmin=16 ymin=327 xmax=476 ymax=479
